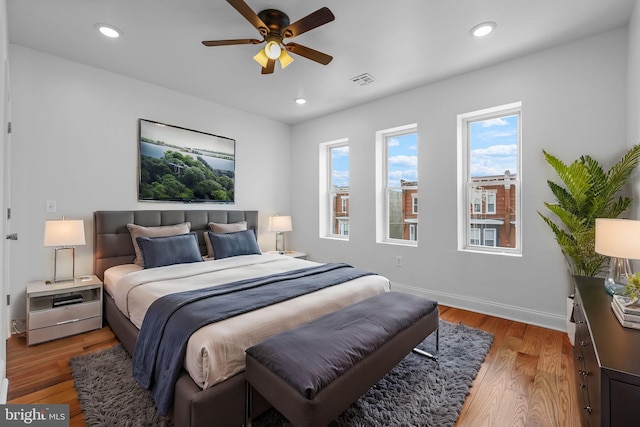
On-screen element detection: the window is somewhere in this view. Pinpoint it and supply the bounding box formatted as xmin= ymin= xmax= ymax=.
xmin=409 ymin=224 xmax=417 ymax=241
xmin=486 ymin=192 xmax=496 ymax=214
xmin=483 ymin=228 xmax=496 ymax=246
xmin=470 ymin=228 xmax=481 ymax=245
xmin=471 ymin=190 xmax=482 ymax=214
xmin=457 ymin=103 xmax=521 ymax=255
xmin=319 ymin=139 xmax=349 ymax=239
xmin=338 ymin=222 xmax=349 ymax=236
xmin=375 ymin=124 xmax=418 ymax=245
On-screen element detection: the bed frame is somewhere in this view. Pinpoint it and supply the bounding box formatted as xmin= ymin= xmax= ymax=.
xmin=93 ymin=209 xmax=270 ymax=427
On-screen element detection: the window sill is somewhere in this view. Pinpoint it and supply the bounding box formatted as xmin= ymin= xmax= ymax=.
xmin=460 ymin=247 xmax=522 ymax=257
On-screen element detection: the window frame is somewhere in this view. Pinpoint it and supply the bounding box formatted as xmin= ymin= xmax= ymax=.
xmin=375 ymin=123 xmax=418 ymax=246
xmin=319 ymin=138 xmax=349 ymax=240
xmin=457 ymin=102 xmax=522 ymax=256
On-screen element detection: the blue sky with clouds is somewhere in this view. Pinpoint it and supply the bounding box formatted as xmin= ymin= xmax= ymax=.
xmin=330 ymin=116 xmax=516 ymax=187
xmin=331 ymin=145 xmax=350 ymax=187
xmin=387 ymin=133 xmax=418 ymax=187
xmin=469 ymin=115 xmax=518 ymax=178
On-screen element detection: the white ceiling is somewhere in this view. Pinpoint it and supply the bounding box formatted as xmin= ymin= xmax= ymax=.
xmin=7 ymin=0 xmax=637 ymax=125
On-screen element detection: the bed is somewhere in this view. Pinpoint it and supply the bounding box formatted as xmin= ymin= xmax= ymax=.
xmin=93 ymin=210 xmax=390 ymax=427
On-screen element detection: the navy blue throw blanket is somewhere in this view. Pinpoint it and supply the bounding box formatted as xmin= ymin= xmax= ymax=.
xmin=132 ymin=263 xmax=376 ymax=416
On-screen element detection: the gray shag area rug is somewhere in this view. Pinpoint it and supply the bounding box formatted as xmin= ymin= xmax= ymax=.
xmin=69 ymin=320 xmax=493 ymax=427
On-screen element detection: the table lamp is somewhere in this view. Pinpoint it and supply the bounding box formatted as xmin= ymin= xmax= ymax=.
xmin=268 ymin=215 xmax=292 ymax=253
xmin=44 ymin=218 xmax=86 ymax=283
xmin=595 ymin=218 xmax=640 ymax=295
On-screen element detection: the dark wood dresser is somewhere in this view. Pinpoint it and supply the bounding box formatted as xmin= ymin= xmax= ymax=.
xmin=574 ymin=276 xmax=640 ymax=427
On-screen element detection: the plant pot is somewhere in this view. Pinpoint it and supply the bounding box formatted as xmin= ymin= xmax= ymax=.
xmin=566 ymin=295 xmax=576 ymax=346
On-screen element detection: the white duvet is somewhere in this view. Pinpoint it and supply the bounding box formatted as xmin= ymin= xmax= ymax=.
xmin=104 ymin=253 xmax=390 ymax=389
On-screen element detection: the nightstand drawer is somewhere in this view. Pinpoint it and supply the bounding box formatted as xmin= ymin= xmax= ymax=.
xmin=27 ymin=316 xmax=102 ymax=345
xmin=28 ymin=300 xmax=101 ymax=330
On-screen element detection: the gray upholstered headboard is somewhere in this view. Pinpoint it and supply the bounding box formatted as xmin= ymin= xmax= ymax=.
xmin=93 ymin=210 xmax=259 ymax=281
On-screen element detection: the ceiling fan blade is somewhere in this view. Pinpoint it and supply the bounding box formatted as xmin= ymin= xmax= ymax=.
xmin=284 ymin=42 xmax=333 ymax=65
xmin=202 ymin=38 xmax=262 ymax=47
xmin=226 ymin=0 xmax=269 ymax=35
xmin=261 ymin=59 xmax=276 ymax=74
xmin=282 ymin=7 xmax=335 ymax=38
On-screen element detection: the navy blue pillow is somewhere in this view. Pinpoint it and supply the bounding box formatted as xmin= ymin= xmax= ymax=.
xmin=136 ymin=232 xmax=203 ymax=269
xmin=207 ymin=229 xmax=261 ymax=260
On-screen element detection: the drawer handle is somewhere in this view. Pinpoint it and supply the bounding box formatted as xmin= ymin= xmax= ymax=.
xmin=56 ymin=318 xmax=80 ymax=326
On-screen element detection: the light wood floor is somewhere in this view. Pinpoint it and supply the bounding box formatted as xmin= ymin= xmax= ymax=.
xmin=6 ymin=305 xmax=581 ymax=427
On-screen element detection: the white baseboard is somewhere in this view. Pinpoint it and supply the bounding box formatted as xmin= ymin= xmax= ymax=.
xmin=392 ymin=282 xmax=567 ymax=332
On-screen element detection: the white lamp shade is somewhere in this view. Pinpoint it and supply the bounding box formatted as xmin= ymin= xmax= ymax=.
xmin=44 ymin=219 xmax=86 ymax=247
xmin=595 ymin=218 xmax=640 ymax=259
xmin=268 ymin=215 xmax=292 ymax=233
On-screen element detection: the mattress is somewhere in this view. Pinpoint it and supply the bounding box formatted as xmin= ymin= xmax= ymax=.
xmin=104 ymin=253 xmax=390 ymax=389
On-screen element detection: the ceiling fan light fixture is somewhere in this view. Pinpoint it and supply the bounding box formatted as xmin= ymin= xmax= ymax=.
xmin=265 ymin=41 xmax=282 ymax=59
xmin=253 ymin=48 xmax=270 ymax=68
xmin=279 ymin=49 xmax=294 ymax=69
xmin=471 ymin=21 xmax=496 ymax=37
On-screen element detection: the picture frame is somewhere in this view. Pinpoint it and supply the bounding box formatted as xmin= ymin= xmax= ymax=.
xmin=138 ymin=119 xmax=235 ymax=203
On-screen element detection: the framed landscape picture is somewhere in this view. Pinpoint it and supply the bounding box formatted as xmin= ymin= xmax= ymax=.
xmin=138 ymin=119 xmax=235 ymax=203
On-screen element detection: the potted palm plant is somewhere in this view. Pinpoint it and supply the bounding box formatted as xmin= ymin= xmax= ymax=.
xmin=539 ymin=144 xmax=640 ymax=344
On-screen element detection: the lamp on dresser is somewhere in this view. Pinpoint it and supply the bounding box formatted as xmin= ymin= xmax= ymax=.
xmin=43 ymin=217 xmax=86 ymax=283
xmin=268 ymin=215 xmax=292 ymax=253
xmin=595 ymin=218 xmax=640 ymax=295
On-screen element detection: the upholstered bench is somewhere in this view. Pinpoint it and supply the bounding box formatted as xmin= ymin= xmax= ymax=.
xmin=244 ymin=291 xmax=439 ymax=427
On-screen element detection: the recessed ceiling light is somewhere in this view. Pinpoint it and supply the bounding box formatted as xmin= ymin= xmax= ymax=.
xmin=97 ymin=24 xmax=121 ymax=38
xmin=471 ymin=22 xmax=496 ymax=38
xmin=295 ymin=98 xmax=307 ymax=105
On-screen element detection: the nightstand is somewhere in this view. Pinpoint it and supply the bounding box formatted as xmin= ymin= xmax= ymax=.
xmin=266 ymin=250 xmax=308 ymax=260
xmin=26 ymin=275 xmax=103 ymax=346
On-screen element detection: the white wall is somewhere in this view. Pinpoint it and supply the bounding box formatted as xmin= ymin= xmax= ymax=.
xmin=290 ymin=28 xmax=629 ymax=331
xmin=0 ymin=0 xmax=9 ymax=403
xmin=629 ymin=1 xmax=640 ymax=220
xmin=8 ymin=45 xmax=291 ymax=321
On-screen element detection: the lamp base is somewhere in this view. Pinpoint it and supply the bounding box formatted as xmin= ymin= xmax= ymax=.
xmin=604 ymin=257 xmax=632 ymax=295
xmin=604 ymin=280 xmax=627 ymax=296
xmin=53 ymin=247 xmax=76 ymax=284
xmin=275 ymin=232 xmax=286 ymax=253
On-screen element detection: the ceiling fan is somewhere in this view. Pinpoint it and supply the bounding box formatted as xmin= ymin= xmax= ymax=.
xmin=202 ymin=0 xmax=335 ymax=74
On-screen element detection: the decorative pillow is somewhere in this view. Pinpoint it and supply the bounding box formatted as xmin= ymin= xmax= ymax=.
xmin=136 ymin=232 xmax=202 ymax=269
xmin=205 ymin=221 xmax=248 ymax=258
xmin=127 ymin=222 xmax=191 ymax=266
xmin=207 ymin=229 xmax=261 ymax=260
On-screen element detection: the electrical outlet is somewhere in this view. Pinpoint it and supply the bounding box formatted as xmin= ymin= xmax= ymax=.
xmin=46 ymin=200 xmax=56 ymax=213
xmin=395 ymin=256 xmax=402 ymax=267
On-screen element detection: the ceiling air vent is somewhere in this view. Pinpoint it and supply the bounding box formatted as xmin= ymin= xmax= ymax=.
xmin=350 ymin=73 xmax=376 ymax=86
